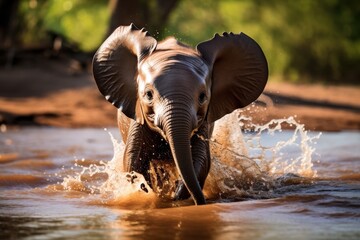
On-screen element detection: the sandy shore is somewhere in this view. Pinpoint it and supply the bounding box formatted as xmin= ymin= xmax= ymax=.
xmin=0 ymin=57 xmax=359 ymax=131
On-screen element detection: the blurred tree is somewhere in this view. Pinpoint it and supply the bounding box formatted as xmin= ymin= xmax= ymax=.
xmin=108 ymin=0 xmax=179 ymax=38
xmin=1 ymin=0 xmax=359 ymax=84
xmin=0 ymin=0 xmax=20 ymax=49
xmin=165 ymin=0 xmax=225 ymax=44
xmin=1 ymin=0 xmax=179 ymax=52
xmin=43 ymin=0 xmax=109 ymax=52
xmin=250 ymin=0 xmax=360 ymax=83
xmin=167 ymin=0 xmax=360 ymax=84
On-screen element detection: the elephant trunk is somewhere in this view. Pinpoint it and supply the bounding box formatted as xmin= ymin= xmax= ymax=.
xmin=161 ymin=105 xmax=206 ymax=205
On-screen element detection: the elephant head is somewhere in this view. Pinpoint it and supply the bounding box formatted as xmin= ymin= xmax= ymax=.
xmin=93 ymin=24 xmax=268 ymax=205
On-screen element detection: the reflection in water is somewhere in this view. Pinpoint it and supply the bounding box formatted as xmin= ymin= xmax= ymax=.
xmin=3 ymin=193 xmax=359 ymax=240
xmin=0 ymin=110 xmax=359 ymax=239
xmin=115 ymin=207 xmax=223 ymax=239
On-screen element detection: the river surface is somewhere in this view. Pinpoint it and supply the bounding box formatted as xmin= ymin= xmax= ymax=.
xmin=0 ymin=113 xmax=359 ymax=239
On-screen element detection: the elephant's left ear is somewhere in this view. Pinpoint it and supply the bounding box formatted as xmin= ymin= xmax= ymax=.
xmin=197 ymin=32 xmax=268 ymax=123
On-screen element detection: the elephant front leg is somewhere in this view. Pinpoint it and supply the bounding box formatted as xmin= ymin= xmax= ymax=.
xmin=123 ymin=121 xmax=151 ymax=183
xmin=174 ymin=125 xmax=211 ymax=201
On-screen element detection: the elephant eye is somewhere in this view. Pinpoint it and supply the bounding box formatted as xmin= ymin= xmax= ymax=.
xmin=145 ymin=90 xmax=153 ymax=101
xmin=198 ymin=92 xmax=207 ymax=105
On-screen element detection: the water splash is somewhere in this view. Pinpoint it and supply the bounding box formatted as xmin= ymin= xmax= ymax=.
xmin=205 ymin=109 xmax=321 ymax=201
xmin=60 ymin=130 xmax=158 ymax=208
xmin=241 ymin=107 xmax=321 ymax=178
xmin=59 ymin=109 xmax=320 ymax=206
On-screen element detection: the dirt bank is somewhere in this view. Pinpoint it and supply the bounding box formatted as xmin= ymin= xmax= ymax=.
xmin=0 ymin=57 xmax=359 ymax=131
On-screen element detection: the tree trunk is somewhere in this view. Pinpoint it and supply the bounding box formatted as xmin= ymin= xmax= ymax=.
xmin=0 ymin=0 xmax=20 ymax=49
xmin=107 ymin=0 xmax=179 ymax=39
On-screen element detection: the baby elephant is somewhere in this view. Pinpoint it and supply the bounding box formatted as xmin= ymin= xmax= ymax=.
xmin=92 ymin=24 xmax=268 ymax=205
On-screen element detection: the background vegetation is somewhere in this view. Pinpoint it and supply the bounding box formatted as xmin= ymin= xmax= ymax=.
xmin=1 ymin=0 xmax=359 ymax=84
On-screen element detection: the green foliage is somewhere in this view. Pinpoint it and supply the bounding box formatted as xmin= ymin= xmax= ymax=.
xmin=43 ymin=0 xmax=109 ymax=51
xmin=18 ymin=0 xmax=109 ymax=52
xmin=16 ymin=0 xmax=360 ymax=83
xmin=167 ymin=0 xmax=360 ymax=84
xmin=17 ymin=0 xmax=50 ymax=47
xmin=164 ymin=1 xmax=226 ymax=44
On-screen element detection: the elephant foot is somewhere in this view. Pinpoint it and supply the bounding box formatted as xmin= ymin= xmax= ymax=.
xmin=125 ymin=171 xmax=149 ymax=193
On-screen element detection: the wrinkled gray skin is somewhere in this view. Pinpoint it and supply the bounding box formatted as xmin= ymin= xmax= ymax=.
xmin=93 ymin=24 xmax=268 ymax=205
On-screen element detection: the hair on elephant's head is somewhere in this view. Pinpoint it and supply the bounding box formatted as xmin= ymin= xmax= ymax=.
xmin=93 ymin=24 xmax=268 ymax=205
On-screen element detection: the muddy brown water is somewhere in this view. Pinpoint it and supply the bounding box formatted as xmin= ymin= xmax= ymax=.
xmin=0 ymin=113 xmax=359 ymax=239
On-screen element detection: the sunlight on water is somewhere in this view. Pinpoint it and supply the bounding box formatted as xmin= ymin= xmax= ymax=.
xmin=59 ymin=108 xmax=321 ymax=206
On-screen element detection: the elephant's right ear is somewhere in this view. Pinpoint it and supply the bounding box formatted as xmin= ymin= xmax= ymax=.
xmin=92 ymin=24 xmax=157 ymax=120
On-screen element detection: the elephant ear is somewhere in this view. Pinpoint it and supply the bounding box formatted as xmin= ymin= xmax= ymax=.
xmin=92 ymin=23 xmax=157 ymax=120
xmin=197 ymin=32 xmax=268 ymax=123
